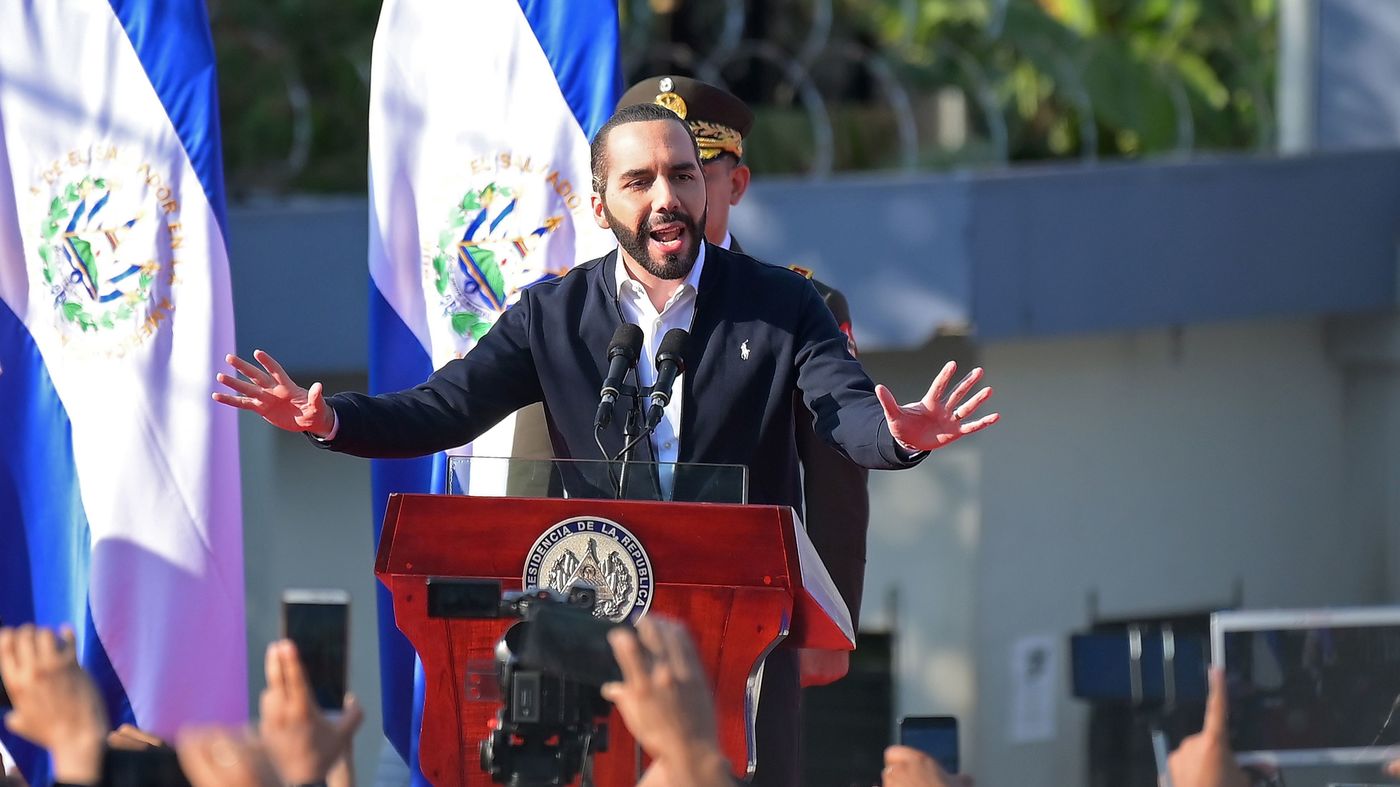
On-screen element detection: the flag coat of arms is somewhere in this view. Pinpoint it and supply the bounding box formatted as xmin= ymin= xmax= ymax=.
xmin=367 ymin=0 xmax=620 ymax=776
xmin=0 ymin=1 xmax=245 ymax=781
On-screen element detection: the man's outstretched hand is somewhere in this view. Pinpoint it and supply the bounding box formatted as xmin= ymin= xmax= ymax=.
xmin=875 ymin=361 xmax=998 ymax=453
xmin=213 ymin=350 xmax=334 ymax=436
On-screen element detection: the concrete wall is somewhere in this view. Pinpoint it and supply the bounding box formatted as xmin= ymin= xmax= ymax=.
xmin=236 ymin=382 xmax=383 ymax=782
xmin=964 ymin=316 xmax=1387 ymax=786
xmin=858 ymin=339 xmax=985 ymax=743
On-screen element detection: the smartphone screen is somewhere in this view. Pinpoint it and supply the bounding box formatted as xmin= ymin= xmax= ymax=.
xmin=102 ymin=748 xmax=192 ymax=787
xmin=900 ymin=716 xmax=959 ymax=774
xmin=281 ymin=589 xmax=349 ymax=711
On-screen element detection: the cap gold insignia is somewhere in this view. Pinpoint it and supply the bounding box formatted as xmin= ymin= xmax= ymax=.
xmin=654 ymin=91 xmax=688 ymax=119
xmin=690 ymin=120 xmax=744 ymax=159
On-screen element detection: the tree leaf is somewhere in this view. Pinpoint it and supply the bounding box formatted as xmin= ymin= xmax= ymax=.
xmin=62 ymin=301 xmax=83 ymax=322
xmin=1080 ymin=39 xmax=1178 ymax=152
xmin=1172 ymin=51 xmax=1230 ymax=109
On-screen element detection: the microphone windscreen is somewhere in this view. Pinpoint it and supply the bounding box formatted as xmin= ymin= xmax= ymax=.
xmin=657 ymin=328 xmax=688 ymax=369
xmin=609 ymin=322 xmax=644 ymax=361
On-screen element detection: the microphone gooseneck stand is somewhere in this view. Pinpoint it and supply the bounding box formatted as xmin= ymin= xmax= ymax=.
xmin=615 ymin=386 xmax=646 ymax=499
xmin=594 ymin=381 xmax=639 ymax=500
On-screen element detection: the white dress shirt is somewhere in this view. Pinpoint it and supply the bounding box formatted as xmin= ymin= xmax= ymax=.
xmin=613 ymin=243 xmax=706 ymax=496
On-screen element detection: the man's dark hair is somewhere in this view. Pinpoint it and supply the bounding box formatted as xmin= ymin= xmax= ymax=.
xmin=590 ymin=103 xmax=701 ymax=193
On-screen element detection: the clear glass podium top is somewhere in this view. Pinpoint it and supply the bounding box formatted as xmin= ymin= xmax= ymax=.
xmin=446 ymin=456 xmax=748 ymax=504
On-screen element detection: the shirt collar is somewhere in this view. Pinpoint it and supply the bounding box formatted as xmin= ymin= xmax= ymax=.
xmin=613 ymin=240 xmax=707 ymax=301
xmin=719 ymin=231 xmax=732 ymax=251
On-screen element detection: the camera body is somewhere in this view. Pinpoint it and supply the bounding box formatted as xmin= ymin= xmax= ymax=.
xmin=427 ymin=579 xmax=620 ymax=787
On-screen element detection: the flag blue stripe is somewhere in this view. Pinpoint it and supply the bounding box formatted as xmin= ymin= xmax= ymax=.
xmin=105 ymin=0 xmax=229 ymax=234
xmin=368 ymin=285 xmax=435 ymax=765
xmin=0 ymin=300 xmax=135 ymax=784
xmin=516 ymin=0 xmax=621 ymax=137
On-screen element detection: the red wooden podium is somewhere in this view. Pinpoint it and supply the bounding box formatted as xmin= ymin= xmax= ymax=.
xmin=375 ymin=493 xmax=854 ymax=786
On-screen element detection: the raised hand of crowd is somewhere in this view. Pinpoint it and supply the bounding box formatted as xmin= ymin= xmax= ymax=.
xmin=0 ymin=625 xmax=108 ymax=786
xmin=602 ymin=617 xmax=734 ymax=787
xmin=880 ymin=745 xmax=973 ymax=787
xmin=258 ymin=639 xmax=362 ymax=786
xmin=1166 ymin=669 xmax=1251 ymax=787
xmin=0 ymin=625 xmax=358 ymax=787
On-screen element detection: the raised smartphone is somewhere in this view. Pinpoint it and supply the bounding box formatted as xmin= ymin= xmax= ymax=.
xmin=281 ymin=588 xmax=349 ymax=711
xmin=899 ymin=715 xmax=959 ymax=774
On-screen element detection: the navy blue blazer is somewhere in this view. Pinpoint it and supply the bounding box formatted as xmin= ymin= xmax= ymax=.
xmin=320 ymin=243 xmax=921 ymax=510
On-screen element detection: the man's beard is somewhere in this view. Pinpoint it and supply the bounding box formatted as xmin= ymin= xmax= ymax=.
xmin=604 ymin=202 xmax=707 ymax=281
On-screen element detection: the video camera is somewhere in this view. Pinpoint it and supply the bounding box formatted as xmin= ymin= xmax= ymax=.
xmin=426 ymin=578 xmax=626 ymax=787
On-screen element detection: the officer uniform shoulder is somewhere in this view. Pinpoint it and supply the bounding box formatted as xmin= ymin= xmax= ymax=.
xmin=711 ymin=244 xmax=818 ymax=290
xmin=782 ymin=263 xmax=855 ymax=340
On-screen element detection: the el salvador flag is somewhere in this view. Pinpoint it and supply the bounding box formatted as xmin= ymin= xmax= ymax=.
xmin=367 ymin=0 xmax=619 ymax=779
xmin=0 ymin=1 xmax=245 ymax=782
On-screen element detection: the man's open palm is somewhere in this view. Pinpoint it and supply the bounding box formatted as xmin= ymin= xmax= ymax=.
xmin=876 ymin=361 xmax=999 ymax=452
xmin=213 ymin=350 xmax=333 ymax=436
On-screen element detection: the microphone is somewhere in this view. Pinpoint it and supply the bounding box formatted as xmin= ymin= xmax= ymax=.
xmin=645 ymin=328 xmax=688 ymax=430
xmin=594 ymin=323 xmax=643 ymax=430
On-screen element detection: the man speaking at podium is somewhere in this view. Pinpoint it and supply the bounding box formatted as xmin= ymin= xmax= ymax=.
xmin=214 ymin=102 xmax=998 ymax=785
xmin=617 ymin=75 xmax=876 ymax=682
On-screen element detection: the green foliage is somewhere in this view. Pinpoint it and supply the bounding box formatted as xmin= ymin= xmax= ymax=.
xmin=211 ymin=0 xmax=379 ymax=195
xmin=211 ymin=0 xmax=1275 ymax=186
xmin=852 ymin=0 xmax=1276 ymax=164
